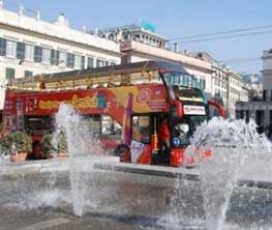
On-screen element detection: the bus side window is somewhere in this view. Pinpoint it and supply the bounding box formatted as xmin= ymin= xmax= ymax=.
xmin=82 ymin=115 xmax=101 ymax=138
xmin=132 ymin=115 xmax=150 ymax=144
xmin=101 ymin=115 xmax=121 ymax=138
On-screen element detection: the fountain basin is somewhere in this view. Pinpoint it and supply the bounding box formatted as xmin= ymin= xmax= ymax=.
xmin=1 ymin=157 xmax=272 ymax=189
xmin=1 ymin=157 xmax=272 ymax=230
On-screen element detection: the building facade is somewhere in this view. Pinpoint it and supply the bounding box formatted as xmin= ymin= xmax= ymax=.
xmin=236 ymin=49 xmax=272 ymax=134
xmin=0 ymin=5 xmax=121 ymax=109
xmin=227 ymin=71 xmax=246 ymax=118
xmin=193 ymin=52 xmax=246 ymax=118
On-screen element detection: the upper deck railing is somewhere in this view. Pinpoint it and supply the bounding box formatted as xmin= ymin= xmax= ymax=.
xmin=7 ymin=61 xmax=187 ymax=91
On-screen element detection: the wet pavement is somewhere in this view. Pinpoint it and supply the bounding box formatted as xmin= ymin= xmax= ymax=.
xmin=1 ymin=159 xmax=272 ymax=229
xmin=0 ymin=206 xmax=152 ymax=230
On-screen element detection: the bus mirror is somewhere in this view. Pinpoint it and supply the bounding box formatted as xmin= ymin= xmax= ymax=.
xmin=208 ymin=100 xmax=225 ymax=117
xmin=173 ymin=100 xmax=183 ymax=118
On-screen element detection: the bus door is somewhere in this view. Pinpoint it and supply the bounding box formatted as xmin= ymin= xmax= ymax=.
xmin=130 ymin=114 xmax=152 ymax=164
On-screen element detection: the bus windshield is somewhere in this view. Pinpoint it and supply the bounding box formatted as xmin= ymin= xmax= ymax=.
xmin=162 ymin=72 xmax=202 ymax=89
xmin=173 ymin=115 xmax=207 ymax=146
xmin=161 ymin=72 xmax=208 ymax=146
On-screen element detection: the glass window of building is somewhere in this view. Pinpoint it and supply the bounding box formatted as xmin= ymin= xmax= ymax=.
xmin=0 ymin=38 xmax=7 ymax=56
xmin=5 ymin=68 xmax=15 ymax=80
xmin=199 ymin=79 xmax=206 ymax=90
xmin=66 ymin=53 xmax=75 ymax=68
xmin=50 ymin=49 xmax=59 ymax=65
xmin=184 ymin=75 xmax=190 ymax=86
xmin=87 ymin=57 xmax=95 ymax=68
xmin=34 ymin=46 xmax=43 ymax=63
xmin=59 ymin=50 xmax=66 ymax=65
xmin=96 ymin=59 xmax=105 ymax=67
xmin=81 ymin=56 xmax=85 ymax=69
xmin=25 ymin=44 xmax=34 ymax=61
xmin=16 ymin=42 xmax=25 ymax=60
xmin=42 ymin=48 xmax=50 ymax=64
xmin=270 ymin=90 xmax=272 ymax=102
xmin=6 ymin=40 xmax=16 ymax=58
xmin=74 ymin=55 xmax=82 ymax=69
xmin=24 ymin=70 xmax=33 ymax=78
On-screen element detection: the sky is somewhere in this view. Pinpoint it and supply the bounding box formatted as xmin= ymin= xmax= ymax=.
xmin=3 ymin=0 xmax=272 ymax=74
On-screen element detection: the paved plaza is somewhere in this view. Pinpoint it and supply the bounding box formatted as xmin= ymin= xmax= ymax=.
xmin=1 ymin=159 xmax=272 ymax=229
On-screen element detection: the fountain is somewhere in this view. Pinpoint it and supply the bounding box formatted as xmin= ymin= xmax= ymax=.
xmin=182 ymin=117 xmax=272 ymax=230
xmin=54 ymin=103 xmax=105 ymax=217
xmin=1 ymin=105 xmax=272 ymax=229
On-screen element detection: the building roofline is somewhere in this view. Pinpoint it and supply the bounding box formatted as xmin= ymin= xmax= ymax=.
xmin=97 ymin=23 xmax=167 ymax=41
xmin=0 ymin=22 xmax=122 ymax=57
xmin=0 ymin=8 xmax=121 ymax=54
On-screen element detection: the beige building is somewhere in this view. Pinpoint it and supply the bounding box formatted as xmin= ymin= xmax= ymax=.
xmin=227 ymin=71 xmax=245 ymax=118
xmin=0 ymin=5 xmax=121 ymax=109
xmin=236 ymin=49 xmax=272 ymax=134
xmin=193 ymin=52 xmax=246 ymax=118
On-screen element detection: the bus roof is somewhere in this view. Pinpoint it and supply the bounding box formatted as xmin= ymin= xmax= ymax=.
xmin=9 ymin=61 xmax=188 ymax=85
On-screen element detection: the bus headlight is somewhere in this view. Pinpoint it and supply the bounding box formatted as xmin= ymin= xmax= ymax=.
xmin=172 ymin=137 xmax=180 ymax=147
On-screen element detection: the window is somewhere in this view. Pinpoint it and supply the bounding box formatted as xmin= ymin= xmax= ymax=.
xmin=101 ymin=115 xmax=121 ymax=137
xmin=66 ymin=53 xmax=75 ymax=68
xmin=24 ymin=70 xmax=33 ymax=78
xmin=0 ymin=38 xmax=6 ymax=56
xmin=132 ymin=115 xmax=150 ymax=144
xmin=25 ymin=44 xmax=34 ymax=61
xmin=25 ymin=116 xmax=55 ymax=136
xmin=59 ymin=50 xmax=66 ymax=65
xmin=50 ymin=49 xmax=59 ymax=65
xmin=87 ymin=57 xmax=94 ymax=68
xmin=5 ymin=68 xmax=15 ymax=80
xmin=262 ymin=90 xmax=266 ymax=101
xmin=183 ymin=75 xmax=190 ymax=86
xmin=199 ymin=79 xmax=206 ymax=90
xmin=34 ymin=46 xmax=42 ymax=63
xmin=6 ymin=40 xmax=16 ymax=58
xmin=81 ymin=56 xmax=85 ymax=69
xmin=16 ymin=42 xmax=25 ymax=60
xmin=42 ymin=48 xmax=50 ymax=64
xmin=74 ymin=55 xmax=83 ymax=69
xmin=81 ymin=115 xmax=101 ymax=138
xmin=96 ymin=59 xmax=105 ymax=67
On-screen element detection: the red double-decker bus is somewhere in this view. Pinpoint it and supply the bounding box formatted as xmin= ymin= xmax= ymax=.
xmin=1 ymin=61 xmax=224 ymax=167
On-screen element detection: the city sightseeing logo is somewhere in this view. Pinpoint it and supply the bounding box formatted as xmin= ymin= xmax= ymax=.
xmin=136 ymin=88 xmax=151 ymax=104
